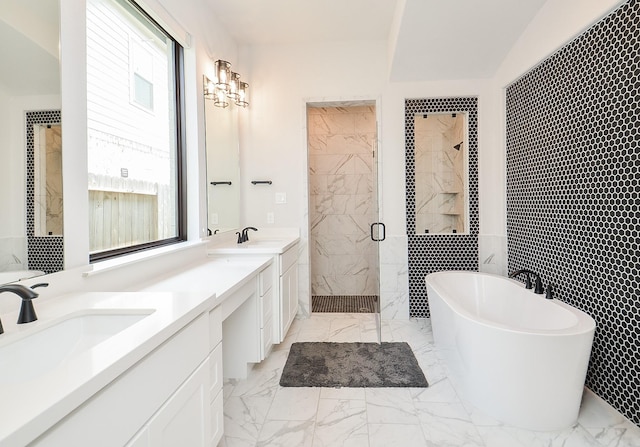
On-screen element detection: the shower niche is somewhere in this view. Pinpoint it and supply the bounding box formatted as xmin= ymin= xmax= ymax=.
xmin=413 ymin=112 xmax=468 ymax=234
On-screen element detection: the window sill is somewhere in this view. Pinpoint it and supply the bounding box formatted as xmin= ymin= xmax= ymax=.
xmin=82 ymin=240 xmax=207 ymax=277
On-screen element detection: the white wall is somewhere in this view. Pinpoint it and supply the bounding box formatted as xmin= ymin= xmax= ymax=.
xmin=238 ymin=40 xmax=388 ymax=228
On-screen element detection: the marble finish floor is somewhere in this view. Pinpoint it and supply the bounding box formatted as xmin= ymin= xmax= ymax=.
xmin=220 ymin=313 xmax=640 ymax=447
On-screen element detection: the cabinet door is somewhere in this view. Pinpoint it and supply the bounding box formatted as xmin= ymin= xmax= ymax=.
xmin=288 ymin=263 xmax=299 ymax=325
xmin=280 ymin=264 xmax=298 ymax=340
xmin=280 ymin=268 xmax=291 ymax=342
xmin=147 ymin=359 xmax=211 ymax=447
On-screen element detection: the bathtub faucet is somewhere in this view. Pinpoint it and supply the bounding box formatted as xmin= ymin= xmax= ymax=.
xmin=509 ymin=269 xmax=544 ymax=294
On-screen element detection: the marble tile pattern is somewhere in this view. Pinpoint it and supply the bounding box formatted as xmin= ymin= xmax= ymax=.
xmin=478 ymin=235 xmax=507 ymax=276
xmin=219 ymin=314 xmax=640 ymax=447
xmin=413 ymin=113 xmax=465 ymax=234
xmin=308 ymin=106 xmax=378 ymax=296
xmin=0 ymin=237 xmax=27 ymax=272
xmin=379 ymin=236 xmax=409 ymax=320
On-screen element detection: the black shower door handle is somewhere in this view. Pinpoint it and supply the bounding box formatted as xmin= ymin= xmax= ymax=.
xmin=370 ymin=222 xmax=386 ymax=242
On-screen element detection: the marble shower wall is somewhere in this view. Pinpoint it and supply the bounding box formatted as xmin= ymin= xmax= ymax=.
xmin=34 ymin=124 xmax=63 ymax=236
xmin=308 ymin=105 xmax=377 ymax=296
xmin=413 ymin=114 xmax=465 ymax=234
xmin=0 ymin=237 xmax=27 ymax=272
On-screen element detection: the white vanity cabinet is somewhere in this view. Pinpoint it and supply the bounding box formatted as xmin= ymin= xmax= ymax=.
xmin=207 ymin=237 xmax=300 ymax=346
xmin=221 ymin=261 xmax=274 ymax=378
xmin=127 ymin=359 xmax=211 ymax=447
xmin=31 ymin=313 xmax=213 ymax=447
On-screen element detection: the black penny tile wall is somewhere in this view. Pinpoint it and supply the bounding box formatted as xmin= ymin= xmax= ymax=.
xmin=506 ymin=0 xmax=639 ymax=425
xmin=26 ymin=111 xmax=64 ymax=274
xmin=405 ymin=97 xmax=479 ymax=317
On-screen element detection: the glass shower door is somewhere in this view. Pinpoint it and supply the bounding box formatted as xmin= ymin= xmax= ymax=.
xmin=369 ymin=130 xmax=383 ymax=344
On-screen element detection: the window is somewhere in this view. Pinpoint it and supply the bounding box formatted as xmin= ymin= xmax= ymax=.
xmin=87 ymin=0 xmax=186 ymax=261
xmin=131 ymin=39 xmax=154 ymax=110
xmin=133 ymin=73 xmax=154 ymax=110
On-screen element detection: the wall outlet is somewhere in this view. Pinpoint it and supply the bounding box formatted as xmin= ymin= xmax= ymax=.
xmin=266 ymin=212 xmax=275 ymax=224
xmin=275 ymin=192 xmax=287 ymax=204
xmin=211 ymin=213 xmax=219 ymax=224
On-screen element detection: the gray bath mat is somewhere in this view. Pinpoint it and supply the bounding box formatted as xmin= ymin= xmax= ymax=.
xmin=280 ymin=342 xmax=428 ymax=388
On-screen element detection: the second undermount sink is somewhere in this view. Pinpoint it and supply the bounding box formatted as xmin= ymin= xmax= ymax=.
xmin=0 ymin=310 xmax=153 ymax=383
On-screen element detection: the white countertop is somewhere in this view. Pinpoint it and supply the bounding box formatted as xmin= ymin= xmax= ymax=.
xmin=135 ymin=256 xmax=273 ymax=300
xmin=207 ymin=235 xmax=300 ymax=255
xmin=0 ymin=256 xmax=272 ymax=446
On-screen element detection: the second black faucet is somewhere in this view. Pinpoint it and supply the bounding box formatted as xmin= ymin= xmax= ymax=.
xmin=237 ymin=226 xmax=258 ymax=244
xmin=508 ymin=269 xmax=545 ymax=295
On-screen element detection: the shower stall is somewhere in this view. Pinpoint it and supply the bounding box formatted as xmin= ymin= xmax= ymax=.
xmin=306 ymin=102 xmax=381 ymax=315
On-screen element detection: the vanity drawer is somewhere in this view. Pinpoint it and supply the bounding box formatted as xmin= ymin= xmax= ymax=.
xmin=280 ymin=246 xmax=297 ymax=273
xmin=259 ymin=263 xmax=274 ymax=296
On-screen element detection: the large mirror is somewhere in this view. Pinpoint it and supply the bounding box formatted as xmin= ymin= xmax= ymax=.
xmin=204 ymin=94 xmax=240 ymax=234
xmin=0 ymin=0 xmax=62 ymax=282
xmin=413 ymin=112 xmax=468 ymax=234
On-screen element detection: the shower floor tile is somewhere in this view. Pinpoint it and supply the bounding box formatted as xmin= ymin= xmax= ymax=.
xmin=312 ymin=295 xmax=378 ymax=313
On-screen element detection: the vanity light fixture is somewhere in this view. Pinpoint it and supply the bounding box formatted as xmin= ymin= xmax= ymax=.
xmin=214 ymin=59 xmax=231 ymax=89
xmin=214 ymin=85 xmax=229 ymax=108
xmin=203 ymin=76 xmax=216 ymax=100
xmin=227 ymin=72 xmax=240 ymax=101
xmin=204 ymin=60 xmax=249 ymax=108
xmin=236 ymin=82 xmax=249 ymax=108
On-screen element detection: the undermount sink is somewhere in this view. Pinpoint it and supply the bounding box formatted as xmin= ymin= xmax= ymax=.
xmin=0 ymin=310 xmax=153 ymax=383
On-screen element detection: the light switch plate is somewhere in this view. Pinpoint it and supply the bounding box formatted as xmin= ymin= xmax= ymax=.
xmin=275 ymin=192 xmax=287 ymax=204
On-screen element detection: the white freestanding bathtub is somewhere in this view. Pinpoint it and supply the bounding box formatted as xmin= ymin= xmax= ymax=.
xmin=425 ymin=271 xmax=595 ymax=430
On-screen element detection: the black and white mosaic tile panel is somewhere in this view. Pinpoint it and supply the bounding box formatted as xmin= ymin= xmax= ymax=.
xmin=26 ymin=111 xmax=64 ymax=274
xmin=506 ymin=0 xmax=639 ymax=426
xmin=405 ymin=97 xmax=479 ymax=317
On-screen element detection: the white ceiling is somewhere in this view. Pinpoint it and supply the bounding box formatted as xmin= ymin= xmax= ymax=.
xmin=205 ymin=0 xmax=398 ymax=45
xmin=206 ymin=0 xmax=548 ymax=80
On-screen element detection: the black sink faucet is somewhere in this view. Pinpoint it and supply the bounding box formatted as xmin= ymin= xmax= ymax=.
xmin=0 ymin=283 xmax=49 ymax=334
xmin=508 ymin=269 xmax=544 ymax=294
xmin=238 ymin=227 xmax=258 ymax=243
